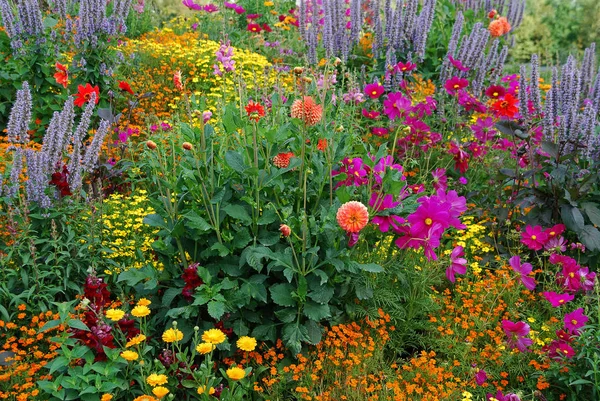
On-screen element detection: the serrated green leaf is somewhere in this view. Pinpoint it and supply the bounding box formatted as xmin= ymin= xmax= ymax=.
xmin=162 ymin=288 xmax=181 ymax=307
xmin=223 ymin=204 xmax=252 ymax=224
xmin=270 ymin=283 xmax=296 ymax=306
xmin=307 ymin=285 xmax=334 ymax=304
xmin=207 ymin=301 xmax=226 ymax=320
xmin=282 ymin=323 xmax=308 ymax=355
xmin=68 ymin=319 xmax=89 ymax=332
xmin=143 ymin=213 xmax=166 ymax=228
xmin=225 ymin=150 xmax=247 ymax=173
xmin=303 ymin=301 xmax=331 ymax=320
xmin=185 ymin=211 xmax=212 ymax=231
xmin=304 ymin=320 xmax=323 ymax=345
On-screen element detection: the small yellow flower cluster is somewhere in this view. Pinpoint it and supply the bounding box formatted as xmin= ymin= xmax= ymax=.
xmin=99 ymin=191 xmax=163 ymax=273
xmin=454 ymin=216 xmax=494 ymax=255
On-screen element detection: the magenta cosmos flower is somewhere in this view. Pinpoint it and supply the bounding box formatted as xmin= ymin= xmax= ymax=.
xmin=364 ymin=82 xmax=384 ymax=99
xmin=361 ymin=109 xmax=380 ymax=119
xmin=508 ymin=255 xmax=536 ymax=291
xmin=475 ymin=369 xmax=487 ymax=386
xmin=520 ymin=225 xmax=548 ymax=250
xmin=485 ymin=85 xmax=506 ymax=99
xmin=448 ymin=55 xmax=470 ymax=72
xmin=446 ymin=246 xmax=467 ymax=283
xmin=383 ymin=92 xmax=412 ymax=120
xmin=564 ymin=308 xmax=588 ymax=334
xmin=501 ymin=320 xmax=532 ymax=353
xmin=182 ymin=0 xmax=202 ymax=9
xmin=444 ymin=76 xmax=469 ymax=95
xmin=369 ymin=193 xmax=405 ymax=233
xmin=431 ymin=168 xmax=447 ymax=191
xmin=542 ymin=291 xmax=575 ymax=307
xmin=394 ymin=61 xmax=417 ymax=73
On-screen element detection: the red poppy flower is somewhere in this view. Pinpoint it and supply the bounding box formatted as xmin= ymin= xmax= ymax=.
xmin=491 ymin=93 xmax=519 ymax=118
xmin=74 ymin=83 xmax=100 ymax=107
xmin=54 ymin=62 xmax=68 ymax=88
xmin=245 ymin=101 xmax=265 ymax=121
xmin=118 ymin=81 xmax=134 ymax=95
xmin=247 ymin=23 xmax=262 ymax=33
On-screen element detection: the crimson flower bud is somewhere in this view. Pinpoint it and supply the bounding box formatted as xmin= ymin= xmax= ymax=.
xmin=279 ymin=224 xmax=291 ymax=237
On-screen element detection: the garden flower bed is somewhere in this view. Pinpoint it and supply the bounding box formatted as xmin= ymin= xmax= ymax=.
xmin=0 ymin=0 xmax=599 ymax=400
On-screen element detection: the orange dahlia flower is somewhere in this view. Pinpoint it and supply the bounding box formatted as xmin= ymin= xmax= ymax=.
xmin=489 ymin=17 xmax=511 ymax=37
xmin=291 ymin=96 xmax=323 ymax=126
xmin=336 ymin=201 xmax=369 ymax=233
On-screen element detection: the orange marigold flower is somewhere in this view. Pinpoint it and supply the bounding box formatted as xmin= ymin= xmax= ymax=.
xmin=133 ymin=396 xmax=158 ymax=401
xmin=336 ymin=201 xmax=369 ymax=233
xmin=18 ymin=304 xmax=26 ymax=311
xmin=273 ymin=152 xmax=294 ymax=168
xmin=317 ymin=138 xmax=328 ymax=151
xmin=245 ymin=101 xmax=265 ymax=122
xmin=290 ymin=96 xmax=323 ymax=126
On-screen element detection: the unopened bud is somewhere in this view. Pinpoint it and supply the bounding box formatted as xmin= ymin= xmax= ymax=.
xmin=293 ymin=66 xmax=304 ymax=75
xmin=182 ymin=142 xmax=193 ymax=150
xmin=146 ymin=140 xmax=157 ymax=150
xmin=279 ymin=224 xmax=291 ymax=237
xmin=302 ymin=77 xmax=312 ymax=83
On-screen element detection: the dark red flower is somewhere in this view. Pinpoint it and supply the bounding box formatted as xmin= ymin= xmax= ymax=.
xmin=485 ymin=85 xmax=506 ymax=99
xmin=262 ymin=23 xmax=272 ymax=32
xmin=74 ymin=83 xmax=100 ymax=107
xmin=49 ymin=164 xmax=72 ymax=197
xmin=247 ymin=23 xmax=262 ymax=33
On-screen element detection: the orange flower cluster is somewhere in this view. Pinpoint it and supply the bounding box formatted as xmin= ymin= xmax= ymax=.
xmin=0 ymin=306 xmax=62 ymax=400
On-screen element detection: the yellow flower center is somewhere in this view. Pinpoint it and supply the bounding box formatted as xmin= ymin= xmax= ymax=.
xmin=569 ymin=272 xmax=575 ymax=278
xmin=559 ymin=299 xmax=564 ymax=303
xmin=425 ymin=218 xmax=433 ymax=225
xmin=372 ymin=90 xmax=378 ymax=95
xmin=493 ymin=92 xmax=498 ymax=97
xmin=531 ymin=235 xmax=537 ymax=240
xmin=453 ymin=84 xmax=459 ymax=89
xmin=571 ymin=319 xmax=577 ymax=325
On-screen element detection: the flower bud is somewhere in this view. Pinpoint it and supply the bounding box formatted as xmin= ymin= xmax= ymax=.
xmin=293 ymin=66 xmax=304 ymax=75
xmin=333 ymin=57 xmax=342 ymax=67
xmin=182 ymin=142 xmax=193 ymax=150
xmin=302 ymin=77 xmax=312 ymax=83
xmin=146 ymin=140 xmax=157 ymax=150
xmin=279 ymin=224 xmax=291 ymax=237
xmin=488 ymin=9 xmax=497 ymax=18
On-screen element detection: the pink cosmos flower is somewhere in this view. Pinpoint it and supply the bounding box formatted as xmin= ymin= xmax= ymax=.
xmin=520 ymin=225 xmax=548 ymax=250
xmin=544 ymin=236 xmax=567 ymax=252
xmin=509 ymin=255 xmax=536 ymax=291
xmin=332 ymin=157 xmax=369 ymax=188
xmin=383 ymin=92 xmax=412 ymax=120
xmin=446 ymin=246 xmax=467 ymax=283
xmin=577 ymin=267 xmax=596 ymax=291
xmin=501 ymin=320 xmax=532 ymax=353
xmin=373 ymin=155 xmax=404 ymax=185
xmin=431 ymin=168 xmax=447 ymax=191
xmin=394 ymin=61 xmax=417 ymax=73
xmin=369 ymin=193 xmax=405 ymax=233
xmin=448 ymin=55 xmax=470 ymax=72
xmin=545 ymin=224 xmax=565 ymax=239
xmin=444 ymin=76 xmax=469 ymax=95
xmin=542 ymin=291 xmax=575 ymax=307
xmin=471 ymin=117 xmax=497 ymax=143
xmin=361 ymin=109 xmax=380 ymax=119
xmin=371 ymin=127 xmax=389 ymax=137
xmin=182 ymin=0 xmax=202 ymax=10
xmin=364 ymin=82 xmax=385 ymax=99
xmin=486 ymin=390 xmax=522 ymax=401
xmin=485 ymin=85 xmax=506 ymax=99
xmin=475 ymin=369 xmax=487 ymax=386
xmin=564 ymin=308 xmax=588 ymax=334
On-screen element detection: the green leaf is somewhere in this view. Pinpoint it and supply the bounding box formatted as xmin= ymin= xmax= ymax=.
xmin=185 ymin=211 xmax=212 ymax=231
xmin=270 ymin=283 xmax=296 ymax=306
xmin=211 ymin=242 xmax=230 ymax=257
xmin=232 ymin=228 xmax=252 ymax=249
xmin=143 ymin=213 xmax=167 ymax=228
xmin=40 ymin=319 xmax=62 ymax=332
xmin=354 ymin=262 xmax=384 ymax=273
xmin=579 ymin=225 xmax=600 ymax=252
xmin=307 ymin=285 xmax=334 ymax=304
xmin=117 ymin=265 xmax=155 ymax=287
xmin=162 ymin=288 xmax=181 ymax=307
xmin=561 ymin=205 xmax=585 ymax=233
xmin=303 ymin=301 xmax=331 ymax=321
xmin=252 ymin=324 xmax=277 ymax=342
xmin=223 ymin=204 xmax=252 ymax=224
xmin=282 ymin=323 xmax=308 ymax=355
xmin=240 ymin=275 xmax=268 ymax=303
xmin=257 ymin=209 xmax=277 ymax=225
xmin=304 ymin=320 xmax=323 ymax=345
xmin=225 ymin=150 xmax=247 ymax=173
xmin=569 ymin=379 xmax=593 ymax=386
xmin=68 ymin=319 xmax=89 ymax=332
xmin=207 ymin=301 xmax=226 ymax=320
xmin=581 ymin=202 xmax=600 ymax=227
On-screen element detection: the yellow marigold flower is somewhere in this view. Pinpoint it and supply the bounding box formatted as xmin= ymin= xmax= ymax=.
xmin=146 ymin=373 xmax=168 ymax=387
xmin=264 ymin=1 xmax=273 ymax=5
xmin=236 ymin=336 xmax=257 ymax=352
xmin=105 ymin=309 xmax=125 ymax=322
xmin=133 ymin=396 xmax=158 ymax=401
xmin=162 ymin=328 xmax=184 ymax=343
xmin=198 ymin=386 xmax=216 ymax=395
xmin=152 ymin=386 xmax=169 ymax=398
xmin=137 ymin=298 xmax=152 ymax=306
xmin=226 ymin=366 xmax=246 ymax=381
xmin=131 ymin=305 xmax=151 ymax=318
xmin=126 ymin=334 xmax=147 ymax=348
xmin=196 ymin=342 xmax=216 ymax=354
xmin=101 ymin=395 xmax=113 ymax=401
xmin=202 ymin=328 xmax=226 ymax=345
xmin=120 ymin=350 xmax=139 ymax=361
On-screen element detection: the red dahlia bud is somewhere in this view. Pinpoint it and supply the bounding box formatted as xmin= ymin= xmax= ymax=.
xmin=279 ymin=224 xmax=291 ymax=237
xmin=182 ymin=142 xmax=193 ymax=150
xmin=146 ymin=140 xmax=157 ymax=150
